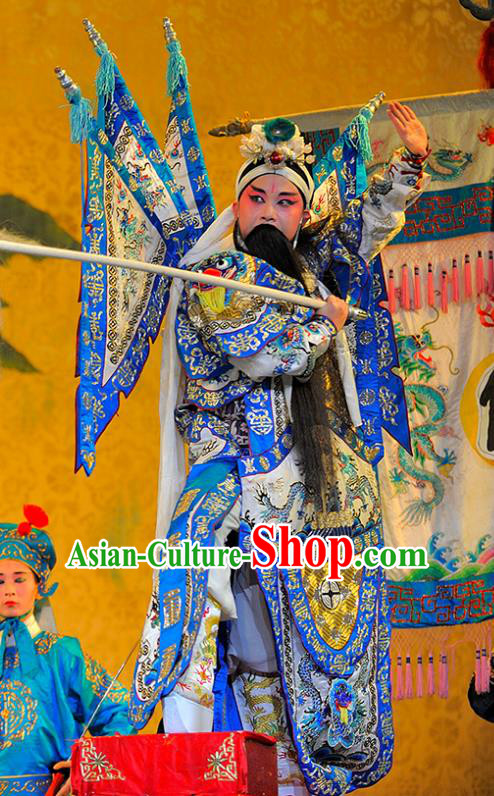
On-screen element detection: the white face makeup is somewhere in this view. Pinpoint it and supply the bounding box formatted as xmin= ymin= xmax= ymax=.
xmin=233 ymin=173 xmax=308 ymax=241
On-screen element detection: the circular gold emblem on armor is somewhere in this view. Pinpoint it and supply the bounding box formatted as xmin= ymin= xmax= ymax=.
xmin=0 ymin=680 xmax=38 ymax=750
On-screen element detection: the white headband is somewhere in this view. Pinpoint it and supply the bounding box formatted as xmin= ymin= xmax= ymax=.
xmin=235 ymin=161 xmax=315 ymax=206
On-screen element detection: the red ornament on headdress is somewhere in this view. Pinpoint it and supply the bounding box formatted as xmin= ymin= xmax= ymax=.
xmin=17 ymin=504 xmax=49 ymax=536
xmin=269 ymin=151 xmax=283 ymax=165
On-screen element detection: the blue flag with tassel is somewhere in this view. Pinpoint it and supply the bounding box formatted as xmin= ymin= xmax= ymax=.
xmin=310 ymin=91 xmax=385 ymax=308
xmin=162 ymin=18 xmax=215 ymax=234
xmin=57 ymin=19 xmax=215 ymax=475
xmin=307 ymin=91 xmax=410 ymax=461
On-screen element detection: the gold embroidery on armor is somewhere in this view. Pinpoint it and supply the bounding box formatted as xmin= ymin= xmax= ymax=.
xmin=241 ymin=674 xmax=287 ymax=741
xmin=159 ymin=644 xmax=177 ymax=681
xmin=166 ymin=531 xmax=183 ymax=547
xmin=162 ymin=589 xmax=182 ymax=628
xmin=299 ymin=566 xmax=362 ymax=649
xmin=134 ymin=638 xmax=159 ymax=702
xmin=236 ymin=669 xmax=299 ymax=779
xmin=173 ymin=489 xmax=200 ymax=518
xmin=104 ymin=156 xmax=158 ymax=368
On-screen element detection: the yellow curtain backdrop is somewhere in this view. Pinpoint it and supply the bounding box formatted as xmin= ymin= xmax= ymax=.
xmin=0 ymin=1 xmax=491 ymax=793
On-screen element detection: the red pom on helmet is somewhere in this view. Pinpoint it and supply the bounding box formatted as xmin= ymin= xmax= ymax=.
xmin=23 ymin=505 xmax=49 ymax=529
xmin=17 ymin=521 xmax=32 ymax=537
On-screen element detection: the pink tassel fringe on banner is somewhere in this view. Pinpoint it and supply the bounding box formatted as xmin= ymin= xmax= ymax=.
xmin=427 ymin=654 xmax=435 ymax=696
xmin=464 ymin=254 xmax=472 ymax=298
xmin=416 ymin=655 xmax=424 ymax=698
xmin=427 ymin=263 xmax=434 ymax=307
xmin=391 ymin=622 xmax=494 ymax=701
xmin=386 ymin=250 xmax=494 ymax=314
xmin=452 ymin=259 xmax=459 ymax=303
xmin=481 ymin=648 xmax=490 ymax=693
xmin=405 ymin=655 xmax=413 ymax=698
xmin=438 ymin=653 xmax=449 ymax=699
xmin=476 ymin=251 xmax=485 ymax=296
xmin=401 ymin=264 xmax=410 ymax=310
xmin=395 ymin=656 xmax=404 ymax=700
xmin=414 ymin=266 xmax=421 ymax=309
xmin=441 ymin=270 xmax=448 ymax=313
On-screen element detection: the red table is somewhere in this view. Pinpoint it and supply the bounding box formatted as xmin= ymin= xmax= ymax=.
xmin=71 ymin=731 xmax=278 ymax=796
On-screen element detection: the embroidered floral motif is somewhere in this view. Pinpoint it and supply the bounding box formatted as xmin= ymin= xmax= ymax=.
xmin=176 ymin=600 xmax=220 ymax=708
xmin=203 ymin=733 xmax=238 ymax=781
xmin=79 ymin=738 xmax=124 ymax=782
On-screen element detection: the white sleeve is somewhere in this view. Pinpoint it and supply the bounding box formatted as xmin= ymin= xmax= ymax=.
xmin=359 ymin=147 xmax=430 ymax=262
xmin=228 ymin=316 xmax=338 ymax=381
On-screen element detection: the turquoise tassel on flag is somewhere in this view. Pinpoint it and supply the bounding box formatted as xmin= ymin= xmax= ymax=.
xmin=346 ymin=91 xmax=385 ymax=164
xmin=96 ymin=46 xmax=116 ymax=105
xmin=166 ymin=37 xmax=188 ymax=96
xmin=354 ymin=113 xmax=373 ymax=164
xmin=69 ymin=91 xmax=93 ymax=144
xmin=82 ymin=19 xmax=116 ymax=105
xmin=54 ymin=67 xmax=93 ymax=144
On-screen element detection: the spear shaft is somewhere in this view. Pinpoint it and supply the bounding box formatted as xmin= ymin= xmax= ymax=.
xmin=0 ymin=238 xmax=368 ymax=319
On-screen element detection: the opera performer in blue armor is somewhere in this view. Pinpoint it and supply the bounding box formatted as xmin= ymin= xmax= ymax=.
xmin=0 ymin=505 xmax=135 ymax=795
xmin=131 ymin=102 xmax=429 ymax=795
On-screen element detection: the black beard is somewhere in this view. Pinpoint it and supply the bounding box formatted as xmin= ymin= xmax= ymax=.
xmin=237 ymin=223 xmax=308 ymax=291
xmin=235 ymin=222 xmax=333 ymax=504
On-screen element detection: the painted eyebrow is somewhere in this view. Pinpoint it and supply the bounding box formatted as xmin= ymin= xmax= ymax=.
xmin=0 ymin=571 xmax=28 ymax=575
xmin=248 ymin=186 xmax=299 ymax=197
